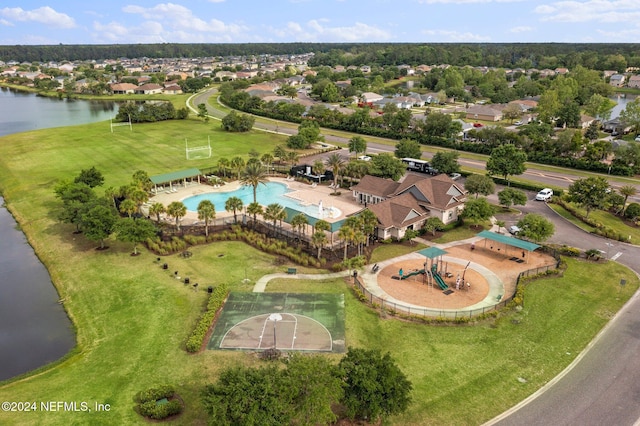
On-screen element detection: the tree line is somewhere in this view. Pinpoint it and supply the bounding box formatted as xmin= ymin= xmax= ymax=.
xmin=3 ymin=43 xmax=640 ymax=71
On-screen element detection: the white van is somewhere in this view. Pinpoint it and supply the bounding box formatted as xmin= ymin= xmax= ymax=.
xmin=535 ymin=188 xmax=553 ymax=201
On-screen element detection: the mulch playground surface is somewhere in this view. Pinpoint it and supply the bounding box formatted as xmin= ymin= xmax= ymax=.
xmin=208 ymin=292 xmax=345 ymax=353
xmin=377 ymin=243 xmax=556 ymax=310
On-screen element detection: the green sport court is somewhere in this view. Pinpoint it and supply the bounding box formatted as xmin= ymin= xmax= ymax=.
xmin=208 ymin=292 xmax=346 ymax=353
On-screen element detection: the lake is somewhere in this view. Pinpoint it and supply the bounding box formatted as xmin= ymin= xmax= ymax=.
xmin=0 ymin=89 xmax=118 ymax=381
xmin=0 ymin=87 xmax=118 ymax=137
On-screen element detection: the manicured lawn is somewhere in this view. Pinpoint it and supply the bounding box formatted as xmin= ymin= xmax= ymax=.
xmin=549 ymin=202 xmax=640 ymax=245
xmin=1 ymin=119 xmax=639 ymax=425
xmin=369 ymin=242 xmax=427 ymax=264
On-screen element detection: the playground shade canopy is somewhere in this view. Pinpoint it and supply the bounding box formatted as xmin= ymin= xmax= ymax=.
xmin=475 ymin=230 xmax=540 ymax=252
xmin=150 ymin=168 xmax=201 ymax=185
xmin=417 ymin=247 xmax=448 ymax=259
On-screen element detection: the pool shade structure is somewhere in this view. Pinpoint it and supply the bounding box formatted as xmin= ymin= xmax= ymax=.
xmin=475 ymin=230 xmax=540 ymax=263
xmin=150 ymin=168 xmax=201 ymax=191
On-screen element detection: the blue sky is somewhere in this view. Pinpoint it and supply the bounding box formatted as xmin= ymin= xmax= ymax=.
xmin=1 ymin=0 xmax=639 ymax=45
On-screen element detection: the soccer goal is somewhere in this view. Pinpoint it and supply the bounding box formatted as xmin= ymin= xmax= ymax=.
xmin=185 ymin=136 xmax=212 ymax=160
xmin=110 ymin=115 xmax=132 ymax=133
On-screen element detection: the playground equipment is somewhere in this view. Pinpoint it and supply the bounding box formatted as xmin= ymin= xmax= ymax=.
xmin=431 ymin=264 xmax=449 ymax=291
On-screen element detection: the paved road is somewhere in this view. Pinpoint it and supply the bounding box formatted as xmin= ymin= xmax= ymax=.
xmin=194 ymin=88 xmax=640 ymax=425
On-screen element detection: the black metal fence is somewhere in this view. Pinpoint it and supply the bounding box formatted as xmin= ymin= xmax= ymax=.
xmin=353 ymin=261 xmax=559 ymax=320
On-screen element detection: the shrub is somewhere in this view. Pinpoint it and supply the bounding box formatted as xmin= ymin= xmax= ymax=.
xmin=186 ymin=283 xmax=229 ymax=353
xmin=625 ymin=203 xmax=640 ymax=220
xmin=135 ymin=385 xmax=183 ymax=420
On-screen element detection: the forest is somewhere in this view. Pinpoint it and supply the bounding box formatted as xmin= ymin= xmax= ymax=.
xmin=2 ymin=43 xmax=640 ymax=71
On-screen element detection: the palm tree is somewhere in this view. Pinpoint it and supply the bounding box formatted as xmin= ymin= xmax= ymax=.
xmin=286 ymin=150 xmax=299 ymax=166
xmin=358 ymin=209 xmax=378 ymax=246
xmin=325 ymin=153 xmax=345 ymax=194
xmin=273 ymin=145 xmax=287 ymax=164
xmin=246 ymin=202 xmax=263 ymax=228
xmin=104 ymin=186 xmax=118 ymax=209
xmin=119 ymin=198 xmax=137 ymax=218
xmin=290 ymin=213 xmax=308 ymax=239
xmin=619 ymin=185 xmax=637 ymax=216
xmin=312 ymin=230 xmax=328 ymax=260
xmin=166 ymin=201 xmax=187 ymax=230
xmin=197 ymin=199 xmax=216 ymax=236
xmin=315 ymin=218 xmax=332 ymax=246
xmin=129 ymin=188 xmax=149 ymax=215
xmin=264 ymin=203 xmax=285 ymax=235
xmin=261 ymin=153 xmax=274 ymax=173
xmin=217 ymin=157 xmax=230 ymax=179
xmin=338 ymin=223 xmax=356 ymax=261
xmin=313 ymin=159 xmax=325 ymax=182
xmin=230 ymin=156 xmax=246 ymax=180
xmin=149 ymin=202 xmax=166 ymax=222
xmin=225 ymin=196 xmax=244 ymax=224
xmin=240 ymin=162 xmax=269 ymax=204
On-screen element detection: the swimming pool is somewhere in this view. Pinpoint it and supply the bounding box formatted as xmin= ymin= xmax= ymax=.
xmin=182 ymin=182 xmax=341 ymax=220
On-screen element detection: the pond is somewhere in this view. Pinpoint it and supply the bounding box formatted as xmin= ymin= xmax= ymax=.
xmin=0 ymin=89 xmax=118 ymax=381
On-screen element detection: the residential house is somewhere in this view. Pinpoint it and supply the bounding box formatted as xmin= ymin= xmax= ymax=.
xmin=609 ymin=74 xmax=626 ymax=87
xmin=466 ymin=104 xmax=503 ymax=122
xmin=627 ymin=75 xmax=640 ymax=89
xmin=602 ymin=118 xmax=633 ymax=134
xmin=360 ymin=65 xmax=371 ymax=73
xmin=603 ymin=70 xmax=618 ymax=79
xmin=163 ymin=84 xmax=183 ymax=95
xmin=360 ymin=92 xmax=384 ymax=104
xmin=579 ymin=115 xmax=597 ymax=129
xmin=135 ymin=83 xmax=163 ymax=95
xmin=110 ymin=83 xmax=138 ymax=94
xmin=351 ymin=174 xmax=467 ymax=239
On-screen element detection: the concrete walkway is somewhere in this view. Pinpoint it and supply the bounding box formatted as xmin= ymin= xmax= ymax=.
xmin=253 ymin=222 xmax=507 ymax=315
xmin=253 ymin=270 xmax=352 ymax=292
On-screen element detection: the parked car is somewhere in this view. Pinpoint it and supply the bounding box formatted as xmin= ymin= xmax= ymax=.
xmin=508 ymin=225 xmax=521 ymax=235
xmin=473 ymin=122 xmax=484 ymax=128
xmin=514 ymin=121 xmax=523 ymax=126
xmin=449 ymin=172 xmax=462 ymax=180
xmin=535 ymin=188 xmax=554 ymax=201
xmin=357 ymin=155 xmax=372 ymax=162
xmin=635 ymin=135 xmax=640 ymax=142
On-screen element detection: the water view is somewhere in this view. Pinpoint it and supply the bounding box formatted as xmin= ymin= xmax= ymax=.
xmin=0 ymin=88 xmax=118 ymax=137
xmin=0 ymin=90 xmax=118 ymax=381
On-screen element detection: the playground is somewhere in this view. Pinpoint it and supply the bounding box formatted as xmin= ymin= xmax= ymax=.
xmin=374 ymin=242 xmax=557 ymax=310
xmin=208 ymin=292 xmax=345 ymax=353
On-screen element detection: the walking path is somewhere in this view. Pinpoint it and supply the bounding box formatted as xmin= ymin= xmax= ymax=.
xmin=253 ymin=224 xmax=507 ymax=315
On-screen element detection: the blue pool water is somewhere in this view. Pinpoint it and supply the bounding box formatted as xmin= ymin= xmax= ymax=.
xmin=182 ymin=182 xmax=339 ymax=219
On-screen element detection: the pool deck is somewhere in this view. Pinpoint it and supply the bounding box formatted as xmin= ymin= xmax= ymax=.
xmin=145 ymin=177 xmax=364 ymax=225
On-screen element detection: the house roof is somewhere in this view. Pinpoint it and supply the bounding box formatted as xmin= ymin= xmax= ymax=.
xmin=366 ymin=193 xmax=428 ymax=229
xmin=351 ymin=175 xmax=401 ymax=199
xmin=395 ymin=174 xmax=466 ymax=211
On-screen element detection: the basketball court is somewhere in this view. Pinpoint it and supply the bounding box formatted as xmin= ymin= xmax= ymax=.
xmin=208 ymin=292 xmax=345 ymax=353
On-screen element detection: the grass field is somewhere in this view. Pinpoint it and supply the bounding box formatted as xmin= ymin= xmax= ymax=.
xmin=1 ymin=118 xmax=639 ymax=425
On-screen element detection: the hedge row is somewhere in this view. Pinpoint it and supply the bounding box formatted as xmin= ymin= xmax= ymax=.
xmin=185 ymin=283 xmax=229 ymax=353
xmin=554 ymin=198 xmax=632 ymax=242
xmin=149 ymin=226 xmax=324 ymax=267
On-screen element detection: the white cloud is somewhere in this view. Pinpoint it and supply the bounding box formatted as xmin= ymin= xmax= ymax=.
xmin=266 ymin=19 xmax=391 ymax=41
xmin=417 ymin=0 xmax=524 ymax=4
xmin=422 ymin=29 xmax=491 ymax=41
xmin=0 ymin=6 xmax=75 ymax=28
xmin=1 ymin=18 xmax=13 ymax=26
xmin=120 ymin=3 xmax=247 ymax=35
xmin=510 ymin=26 xmax=534 ymax=33
xmin=535 ymin=0 xmax=640 ymax=23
